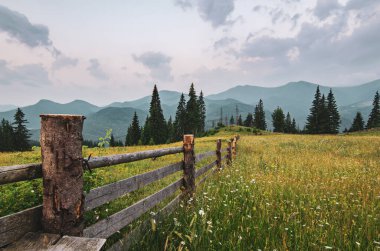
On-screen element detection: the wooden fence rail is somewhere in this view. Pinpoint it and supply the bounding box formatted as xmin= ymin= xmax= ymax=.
xmin=0 ymin=114 xmax=239 ymax=251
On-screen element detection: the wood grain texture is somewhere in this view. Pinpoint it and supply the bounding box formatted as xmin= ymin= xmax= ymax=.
xmin=216 ymin=139 xmax=222 ymax=169
xmin=0 ymin=163 xmax=42 ymax=185
xmin=88 ymin=147 xmax=183 ymax=170
xmin=49 ymin=236 xmax=105 ymax=251
xmin=195 ymin=161 xmax=217 ymax=179
xmin=0 ymin=206 xmax=42 ymax=248
xmin=194 ymin=151 xmax=214 ymax=162
xmin=107 ymin=194 xmax=182 ymax=251
xmin=84 ymin=161 xmax=183 ymax=211
xmin=3 ymin=232 xmax=60 ymax=251
xmin=83 ymin=178 xmax=183 ymax=239
xmin=182 ymin=135 xmax=195 ymax=198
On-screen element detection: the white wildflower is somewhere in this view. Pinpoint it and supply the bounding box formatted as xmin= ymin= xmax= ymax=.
xmin=199 ymin=209 xmax=205 ymax=217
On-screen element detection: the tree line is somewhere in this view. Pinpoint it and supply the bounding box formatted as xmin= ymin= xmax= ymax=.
xmin=123 ymin=83 xmax=206 ymax=146
xmin=0 ymin=108 xmax=30 ymax=152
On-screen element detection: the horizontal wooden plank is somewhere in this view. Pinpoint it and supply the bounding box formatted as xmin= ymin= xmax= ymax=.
xmin=0 ymin=205 xmax=42 ymax=248
xmin=0 ymin=163 xmax=42 ymax=185
xmin=0 ymin=147 xmax=182 ymax=186
xmin=194 ymin=151 xmax=215 ymax=162
xmin=83 ymin=178 xmax=183 ymax=239
xmin=84 ymin=161 xmax=183 ymax=211
xmin=197 ymin=170 xmax=213 ymax=186
xmin=49 ymin=236 xmax=106 ymax=251
xmin=108 ymin=194 xmax=182 ymax=251
xmin=88 ymin=146 xmax=183 ymax=170
xmin=195 ymin=161 xmax=217 ymax=179
xmin=3 ymin=232 xmax=61 ymax=251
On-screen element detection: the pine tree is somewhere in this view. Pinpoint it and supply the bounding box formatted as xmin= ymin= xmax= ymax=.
xmin=126 ymin=111 xmax=141 ymax=146
xmin=0 ymin=119 xmax=14 ymax=151
xmin=167 ymin=116 xmax=174 ymax=143
xmin=244 ymin=113 xmax=254 ymax=127
xmin=291 ymin=118 xmax=297 ymax=133
xmin=141 ymin=116 xmax=152 ymax=145
xmin=319 ymin=94 xmax=329 ymax=133
xmin=254 ymin=99 xmax=266 ymax=130
xmin=229 ymin=115 xmax=235 ymax=125
xmin=185 ymin=83 xmax=200 ymax=135
xmin=284 ymin=112 xmax=292 ymax=133
xmin=237 ymin=115 xmax=243 ymax=126
xmin=110 ymin=134 xmax=116 ymax=147
xmin=198 ymin=91 xmax=206 ymax=134
xmin=12 ymin=108 xmax=30 ymax=151
xmin=367 ymin=91 xmax=380 ymax=129
xmin=327 ymin=89 xmax=340 ymax=134
xmin=306 ymin=86 xmax=322 ymax=134
xmin=350 ymin=112 xmax=365 ymax=132
xmin=173 ymin=93 xmax=186 ymax=141
xmin=147 ymin=85 xmax=167 ymax=144
xmin=272 ymin=107 xmax=285 ymax=132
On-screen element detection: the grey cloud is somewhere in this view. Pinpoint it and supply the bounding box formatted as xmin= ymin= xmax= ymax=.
xmin=0 ymin=4 xmax=51 ymax=47
xmin=0 ymin=60 xmax=51 ymax=86
xmin=174 ymin=0 xmax=193 ymax=11
xmin=214 ymin=36 xmax=237 ymax=50
xmin=87 ymin=59 xmax=109 ymax=80
xmin=52 ymin=55 xmax=78 ymax=71
xmin=313 ymin=0 xmax=342 ymax=20
xmin=133 ymin=52 xmax=173 ymax=82
xmin=197 ymin=0 xmax=235 ymax=28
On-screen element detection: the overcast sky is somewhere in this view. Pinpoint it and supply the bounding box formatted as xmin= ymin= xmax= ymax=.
xmin=0 ymin=0 xmax=379 ymax=106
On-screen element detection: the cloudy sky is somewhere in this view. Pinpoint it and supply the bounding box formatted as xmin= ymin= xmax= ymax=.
xmin=0 ymin=0 xmax=379 ymax=106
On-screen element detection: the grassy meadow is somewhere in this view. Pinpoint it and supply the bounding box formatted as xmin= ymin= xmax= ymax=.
xmin=1 ymin=127 xmax=379 ymax=250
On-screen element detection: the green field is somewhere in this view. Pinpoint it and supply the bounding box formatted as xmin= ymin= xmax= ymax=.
xmin=1 ymin=128 xmax=379 ymax=250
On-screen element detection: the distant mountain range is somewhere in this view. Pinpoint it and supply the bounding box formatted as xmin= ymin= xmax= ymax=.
xmin=1 ymin=79 xmax=379 ymax=141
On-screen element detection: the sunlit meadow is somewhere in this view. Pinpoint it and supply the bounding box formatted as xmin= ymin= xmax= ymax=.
xmin=1 ymin=127 xmax=379 ymax=250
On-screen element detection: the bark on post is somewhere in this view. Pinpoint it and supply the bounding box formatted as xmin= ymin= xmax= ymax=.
xmin=216 ymin=139 xmax=222 ymax=170
xmin=182 ymin=134 xmax=195 ymax=199
xmin=40 ymin=114 xmax=85 ymax=236
xmin=227 ymin=140 xmax=232 ymax=165
xmin=232 ymin=137 xmax=237 ymax=158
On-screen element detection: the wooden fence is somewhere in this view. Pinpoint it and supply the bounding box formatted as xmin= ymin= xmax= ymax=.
xmin=0 ymin=114 xmax=239 ymax=250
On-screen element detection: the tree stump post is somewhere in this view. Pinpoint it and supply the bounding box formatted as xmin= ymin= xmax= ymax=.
xmin=216 ymin=139 xmax=222 ymax=170
xmin=227 ymin=140 xmax=232 ymax=165
xmin=40 ymin=114 xmax=85 ymax=236
xmin=182 ymin=134 xmax=195 ymax=199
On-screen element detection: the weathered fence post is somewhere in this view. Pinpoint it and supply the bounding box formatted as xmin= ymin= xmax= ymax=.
xmin=216 ymin=139 xmax=222 ymax=170
xmin=40 ymin=114 xmax=85 ymax=236
xmin=182 ymin=134 xmax=195 ymax=199
xmin=227 ymin=140 xmax=232 ymax=165
xmin=232 ymin=136 xmax=237 ymax=159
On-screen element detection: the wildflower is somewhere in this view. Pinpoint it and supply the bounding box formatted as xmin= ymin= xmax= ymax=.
xmin=207 ymin=220 xmax=212 ymax=225
xmin=324 ymin=246 xmax=333 ymax=249
xmin=238 ymin=235 xmax=242 ymax=240
xmin=355 ymin=242 xmax=360 ymax=246
xmin=150 ymin=211 xmax=156 ymax=216
xmin=180 ymin=241 xmax=185 ymax=245
xmin=31 ymin=190 xmax=35 ymax=193
xmin=199 ymin=209 xmax=205 ymax=217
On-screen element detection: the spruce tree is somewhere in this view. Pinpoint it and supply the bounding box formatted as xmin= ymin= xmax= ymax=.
xmin=0 ymin=119 xmax=14 ymax=151
xmin=229 ymin=115 xmax=235 ymax=125
xmin=306 ymin=86 xmax=322 ymax=134
xmin=185 ymin=83 xmax=200 ymax=135
xmin=327 ymin=89 xmax=340 ymax=134
xmin=367 ymin=91 xmax=380 ymax=129
xmin=319 ymin=94 xmax=329 ymax=133
xmin=284 ymin=112 xmax=292 ymax=133
xmin=237 ymin=115 xmax=243 ymax=126
xmin=244 ymin=113 xmax=254 ymax=127
xmin=350 ymin=112 xmax=365 ymax=132
xmin=198 ymin=91 xmax=206 ymax=134
xmin=141 ymin=116 xmax=152 ymax=145
xmin=12 ymin=108 xmax=30 ymax=151
xmin=110 ymin=134 xmax=116 ymax=147
xmin=173 ymin=93 xmax=186 ymax=141
xmin=126 ymin=111 xmax=141 ymax=146
xmin=167 ymin=116 xmax=174 ymax=143
xmin=147 ymin=85 xmax=167 ymax=144
xmin=272 ymin=107 xmax=285 ymax=132
xmin=291 ymin=118 xmax=297 ymax=133
xmin=254 ymin=99 xmax=266 ymax=130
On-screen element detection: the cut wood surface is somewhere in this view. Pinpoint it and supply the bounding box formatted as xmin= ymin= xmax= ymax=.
xmin=88 ymin=147 xmax=183 ymax=170
xmin=83 ymin=178 xmax=183 ymax=239
xmin=49 ymin=236 xmax=106 ymax=251
xmin=0 ymin=205 xmax=42 ymax=248
xmin=84 ymin=161 xmax=183 ymax=211
xmin=194 ymin=151 xmax=215 ymax=162
xmin=0 ymin=163 xmax=42 ymax=185
xmin=195 ymin=161 xmax=217 ymax=178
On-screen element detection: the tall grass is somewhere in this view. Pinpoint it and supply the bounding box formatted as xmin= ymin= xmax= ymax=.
xmin=130 ymin=134 xmax=380 ymax=250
